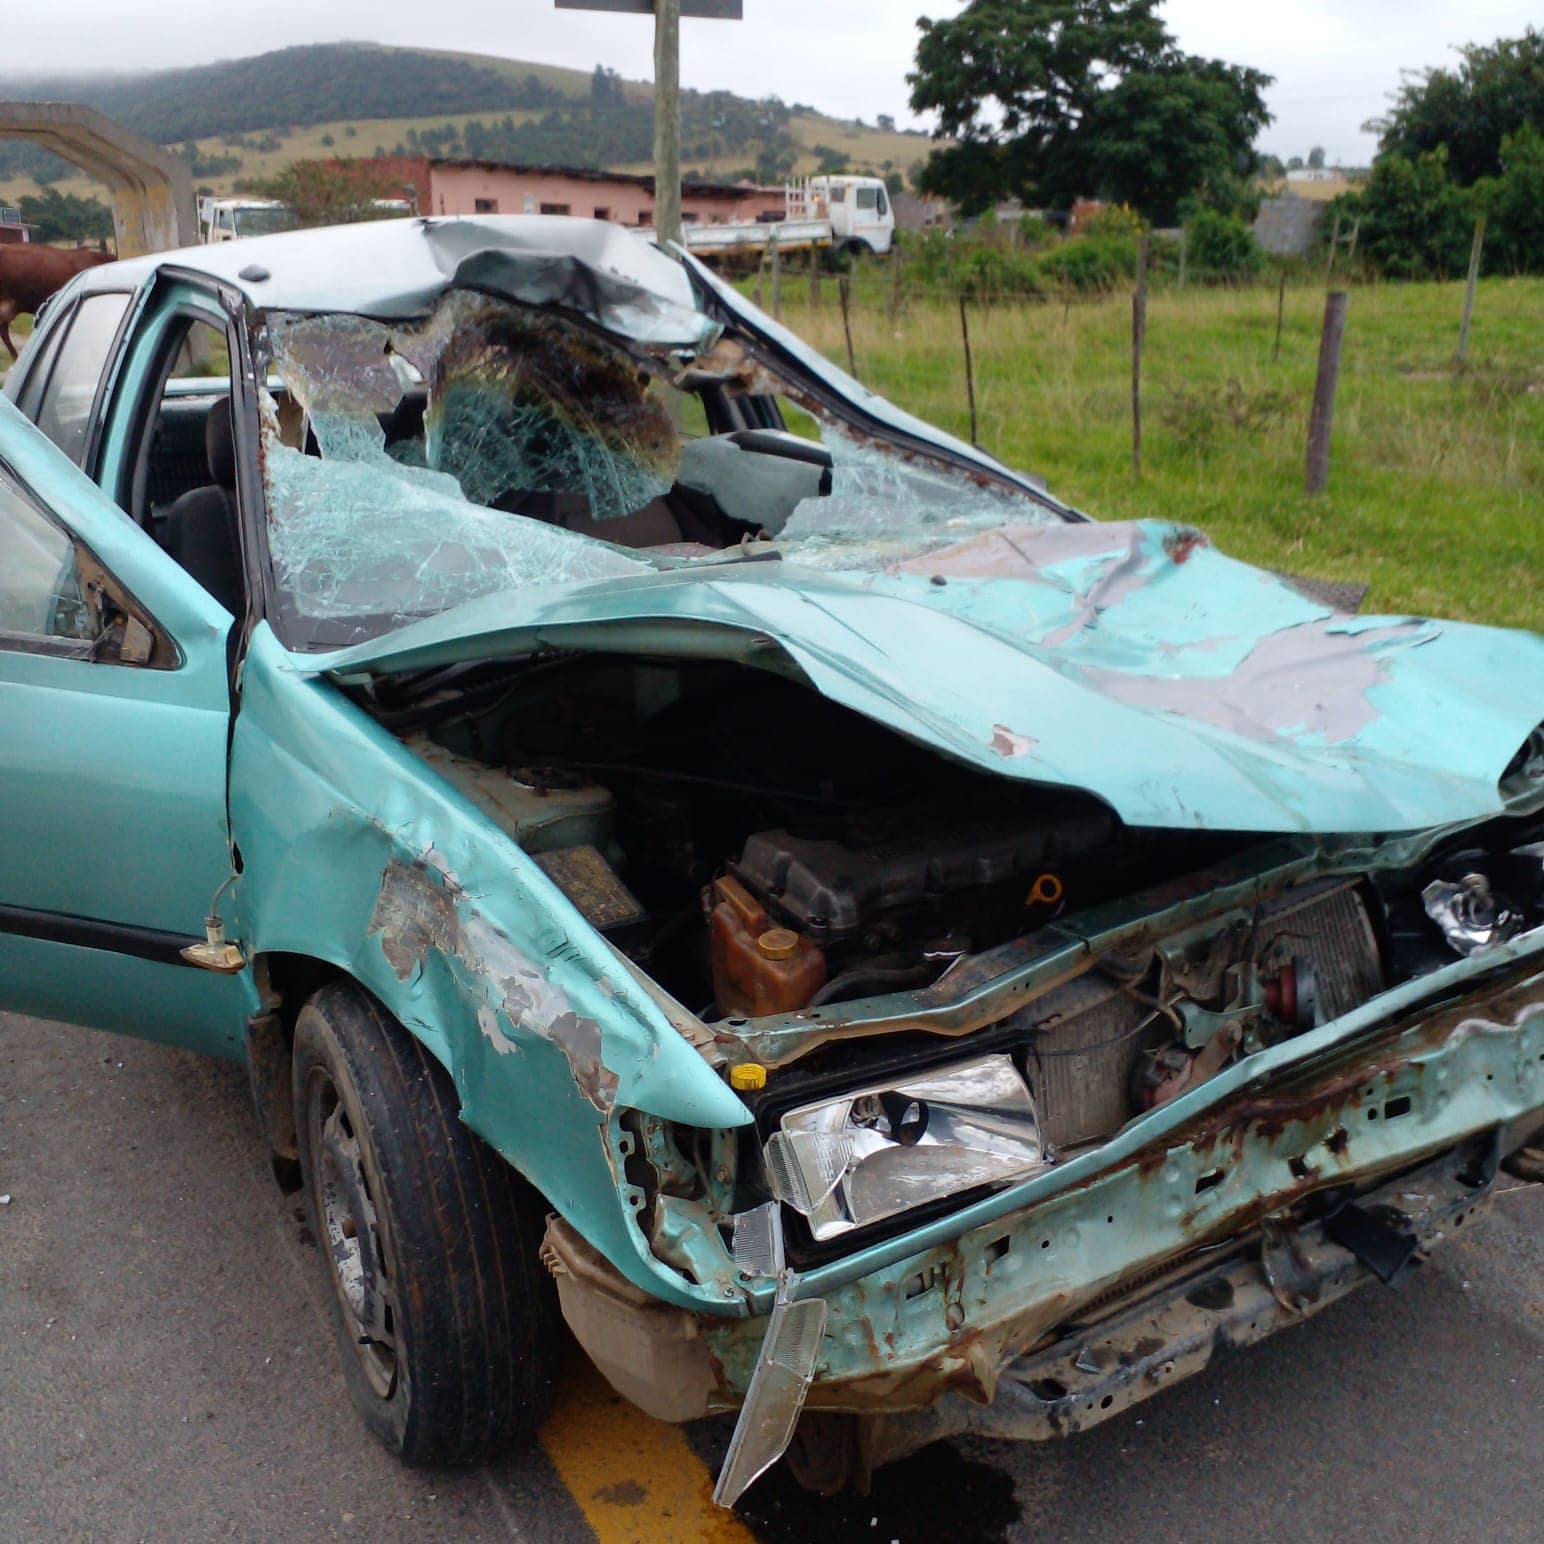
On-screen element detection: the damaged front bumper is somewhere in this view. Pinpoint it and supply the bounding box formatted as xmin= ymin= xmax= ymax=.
xmin=544 ymin=937 xmax=1544 ymax=1504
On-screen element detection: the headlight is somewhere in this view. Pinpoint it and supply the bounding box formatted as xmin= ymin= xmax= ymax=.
xmin=763 ymin=1054 xmax=1046 ymax=1241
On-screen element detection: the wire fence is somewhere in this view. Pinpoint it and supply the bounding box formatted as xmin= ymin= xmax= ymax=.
xmin=734 ymin=251 xmax=1544 ymax=498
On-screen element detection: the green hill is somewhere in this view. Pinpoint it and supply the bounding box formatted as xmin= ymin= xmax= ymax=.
xmin=0 ymin=42 xmax=931 ymax=203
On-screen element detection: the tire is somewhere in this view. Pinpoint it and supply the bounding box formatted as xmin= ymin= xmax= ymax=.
xmin=292 ymin=981 xmax=559 ymax=1465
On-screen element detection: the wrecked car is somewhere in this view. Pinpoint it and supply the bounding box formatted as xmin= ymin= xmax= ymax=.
xmin=1 ymin=216 xmax=1542 ymax=1505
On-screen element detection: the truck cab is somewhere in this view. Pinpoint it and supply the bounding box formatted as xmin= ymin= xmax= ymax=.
xmin=788 ymin=175 xmax=895 ymax=256
xmin=198 ymin=197 xmax=290 ymax=243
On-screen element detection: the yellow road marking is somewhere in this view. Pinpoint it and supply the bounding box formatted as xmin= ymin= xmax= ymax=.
xmin=539 ymin=1352 xmax=757 ymax=1544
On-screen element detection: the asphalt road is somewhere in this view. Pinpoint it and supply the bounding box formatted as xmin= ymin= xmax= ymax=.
xmin=2 ymin=1011 xmax=1540 ymax=1544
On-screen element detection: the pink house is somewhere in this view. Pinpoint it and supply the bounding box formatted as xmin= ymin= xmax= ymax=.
xmin=327 ymin=157 xmax=785 ymax=227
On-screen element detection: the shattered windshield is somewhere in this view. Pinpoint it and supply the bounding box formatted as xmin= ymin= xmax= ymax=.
xmin=259 ymin=282 xmax=1062 ymax=650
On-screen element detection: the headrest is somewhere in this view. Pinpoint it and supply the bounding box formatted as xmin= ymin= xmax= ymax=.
xmin=205 ymin=397 xmax=236 ymax=490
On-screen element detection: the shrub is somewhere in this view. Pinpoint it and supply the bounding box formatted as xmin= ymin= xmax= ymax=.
xmin=1342 ymin=147 xmax=1475 ymax=279
xmin=1184 ymin=208 xmax=1264 ymax=279
xmin=1477 ymin=123 xmax=1544 ymax=275
xmin=1038 ymin=233 xmax=1137 ymax=293
xmin=1160 ymin=377 xmax=1294 ymax=453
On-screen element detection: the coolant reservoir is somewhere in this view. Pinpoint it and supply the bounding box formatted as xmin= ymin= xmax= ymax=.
xmin=710 ymin=875 xmax=827 ymax=1018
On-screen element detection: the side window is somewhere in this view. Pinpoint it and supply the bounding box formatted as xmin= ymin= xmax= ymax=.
xmin=856 ymin=186 xmax=878 ymax=211
xmin=0 ymin=463 xmax=173 ymax=667
xmin=0 ymin=469 xmax=92 ymax=644
xmin=876 ymin=185 xmax=889 ymax=218
xmin=12 ymin=303 xmax=74 ymax=418
xmin=33 ymin=291 xmax=131 ymax=468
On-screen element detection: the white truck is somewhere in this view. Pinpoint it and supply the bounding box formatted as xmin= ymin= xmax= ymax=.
xmin=641 ymin=175 xmax=897 ymax=263
xmin=198 ymin=197 xmax=291 ymax=242
xmin=198 ymin=195 xmax=414 ymax=243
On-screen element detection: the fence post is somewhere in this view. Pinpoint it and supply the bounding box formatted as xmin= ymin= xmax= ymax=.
xmin=1305 ymin=290 xmax=1349 ymax=495
xmin=1177 ymin=227 xmax=1188 ymax=291
xmin=810 ymin=248 xmax=821 ymax=309
xmin=1132 ymin=231 xmax=1150 ymax=477
xmin=958 ymin=294 xmax=978 ymax=446
xmin=838 ymin=273 xmax=858 ymax=379
xmin=1456 ymin=213 xmax=1486 ymax=367
xmin=888 ymin=238 xmax=904 ymax=322
xmin=1323 ymin=211 xmax=1342 ymax=283
xmin=769 ymin=228 xmax=782 ymax=321
xmin=1273 ymin=269 xmax=1287 ymax=362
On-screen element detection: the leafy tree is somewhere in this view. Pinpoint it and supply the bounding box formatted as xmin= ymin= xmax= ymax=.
xmin=1476 ymin=123 xmax=1544 ymax=273
xmin=590 ymin=65 xmax=624 ymax=105
xmin=876 ymin=114 xmax=896 ymax=132
xmin=908 ymin=0 xmax=1272 ymax=220
xmin=1286 ymin=155 xmax=1304 ymax=171
xmin=1307 ymin=145 xmax=1326 ymax=169
xmin=1335 ymin=147 xmax=1475 ymax=279
xmin=1370 ymin=30 xmax=1543 ymax=186
xmin=18 ymin=187 xmax=114 ymax=243
xmin=247 ymin=160 xmax=408 ymax=228
xmin=884 ymin=171 xmax=905 ymax=195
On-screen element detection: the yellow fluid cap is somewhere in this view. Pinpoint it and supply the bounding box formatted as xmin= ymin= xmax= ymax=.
xmin=757 ymin=927 xmax=800 ymax=960
xmin=730 ymin=1063 xmax=768 ymax=1092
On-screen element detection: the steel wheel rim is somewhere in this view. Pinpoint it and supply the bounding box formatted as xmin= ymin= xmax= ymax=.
xmin=306 ymin=1066 xmax=399 ymax=1399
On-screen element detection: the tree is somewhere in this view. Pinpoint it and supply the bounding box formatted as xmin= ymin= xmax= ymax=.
xmin=1370 ymin=29 xmax=1544 ymax=185
xmin=1287 ymin=155 xmax=1304 ymax=171
xmin=877 ymin=114 xmax=896 ymax=132
xmin=1476 ymin=123 xmax=1544 ymax=274
xmin=247 ymin=160 xmax=407 ymax=228
xmin=1336 ymin=147 xmax=1475 ymax=279
xmin=1307 ymin=145 xmax=1326 ymax=169
xmin=908 ymin=0 xmax=1272 ymax=221
xmin=18 ymin=187 xmax=114 ymax=244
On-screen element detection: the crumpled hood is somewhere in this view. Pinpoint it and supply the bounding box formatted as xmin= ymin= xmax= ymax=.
xmin=312 ymin=519 xmax=1544 ymax=835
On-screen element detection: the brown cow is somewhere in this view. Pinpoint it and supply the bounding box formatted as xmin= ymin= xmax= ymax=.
xmin=0 ymin=243 xmax=115 ymax=360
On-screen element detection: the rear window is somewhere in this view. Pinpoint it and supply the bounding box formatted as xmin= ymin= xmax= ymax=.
xmin=33 ymin=291 xmax=131 ymax=468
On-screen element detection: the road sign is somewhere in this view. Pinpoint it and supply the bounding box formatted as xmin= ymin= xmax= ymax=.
xmin=554 ymin=1 xmax=742 ymax=17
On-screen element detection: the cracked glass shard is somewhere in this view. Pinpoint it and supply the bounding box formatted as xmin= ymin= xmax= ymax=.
xmin=262 ymin=295 xmax=672 ymax=644
xmin=776 ymin=424 xmax=1056 ymax=571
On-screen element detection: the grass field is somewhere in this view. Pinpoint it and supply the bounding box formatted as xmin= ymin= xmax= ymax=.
xmin=766 ymin=270 xmax=1543 ymax=632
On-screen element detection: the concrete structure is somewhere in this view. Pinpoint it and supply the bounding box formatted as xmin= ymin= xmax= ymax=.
xmin=328 ymin=156 xmax=784 ymax=228
xmin=0 ymin=102 xmax=195 ymax=256
xmin=1255 ymin=194 xmax=1328 ymax=258
xmin=890 ymin=190 xmax=950 ymax=232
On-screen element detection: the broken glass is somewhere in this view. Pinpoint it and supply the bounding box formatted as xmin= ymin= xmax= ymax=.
xmin=263 ymin=296 xmax=678 ymax=646
xmin=257 ymin=268 xmax=1075 ymax=651
xmin=774 ymin=425 xmax=1056 ymax=571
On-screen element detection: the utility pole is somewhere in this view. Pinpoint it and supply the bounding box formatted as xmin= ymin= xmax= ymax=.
xmin=652 ymin=0 xmax=682 ymax=249
xmin=555 ymin=1 xmax=742 ymax=256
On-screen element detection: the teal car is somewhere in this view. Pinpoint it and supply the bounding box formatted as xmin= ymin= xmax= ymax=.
xmin=2 ymin=218 xmax=1541 ymax=1506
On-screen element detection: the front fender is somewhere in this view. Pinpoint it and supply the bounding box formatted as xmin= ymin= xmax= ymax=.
xmin=229 ymin=624 xmax=750 ymax=1312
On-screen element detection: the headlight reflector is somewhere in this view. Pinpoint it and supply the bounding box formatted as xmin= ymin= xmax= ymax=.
xmin=764 ymin=1054 xmax=1045 ymax=1241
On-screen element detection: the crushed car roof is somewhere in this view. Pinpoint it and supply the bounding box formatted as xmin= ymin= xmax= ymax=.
xmin=73 ymin=215 xmax=717 ymax=348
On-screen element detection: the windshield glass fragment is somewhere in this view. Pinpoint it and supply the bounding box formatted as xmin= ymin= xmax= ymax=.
xmin=258 ymin=284 xmax=1064 ymax=650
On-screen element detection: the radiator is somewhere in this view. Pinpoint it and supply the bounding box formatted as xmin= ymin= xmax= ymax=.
xmin=1021 ymin=879 xmax=1384 ymax=1152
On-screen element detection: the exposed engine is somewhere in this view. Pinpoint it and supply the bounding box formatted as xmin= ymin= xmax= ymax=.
xmin=362 ymin=654 xmax=1541 ymax=1170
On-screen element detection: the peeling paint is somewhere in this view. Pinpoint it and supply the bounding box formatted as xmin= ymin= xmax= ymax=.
xmin=368 ymin=853 xmax=618 ymax=1110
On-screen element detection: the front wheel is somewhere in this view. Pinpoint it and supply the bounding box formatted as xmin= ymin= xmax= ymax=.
xmin=292 ymin=981 xmax=559 ymax=1464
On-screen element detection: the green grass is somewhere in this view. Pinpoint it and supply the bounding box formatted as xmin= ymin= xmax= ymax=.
xmin=765 ymin=271 xmax=1543 ymax=632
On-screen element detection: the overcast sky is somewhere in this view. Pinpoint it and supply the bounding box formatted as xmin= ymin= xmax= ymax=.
xmin=15 ymin=1 xmax=1541 ymax=164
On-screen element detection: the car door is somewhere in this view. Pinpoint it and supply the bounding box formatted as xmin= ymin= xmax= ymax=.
xmin=0 ymin=392 xmax=253 ymax=1058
